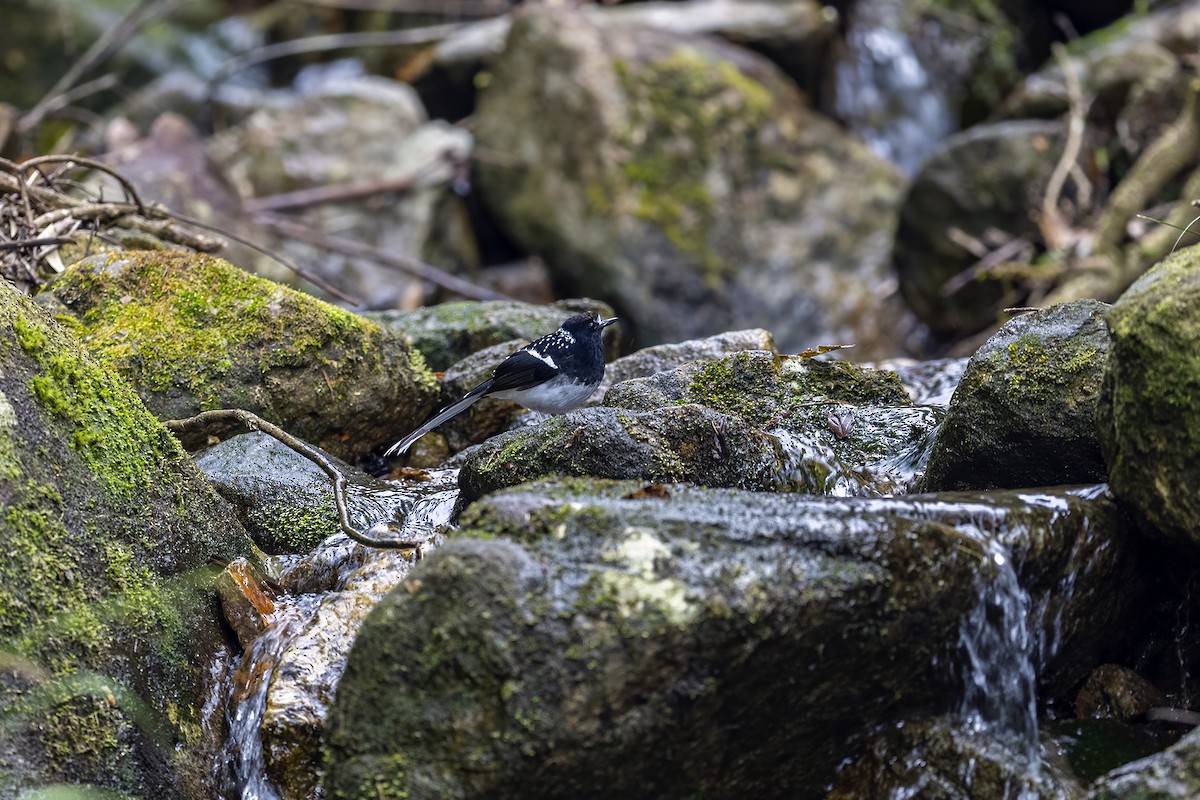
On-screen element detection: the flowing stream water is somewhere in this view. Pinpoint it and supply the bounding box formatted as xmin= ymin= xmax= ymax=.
xmin=220 ymin=469 xmax=460 ymax=799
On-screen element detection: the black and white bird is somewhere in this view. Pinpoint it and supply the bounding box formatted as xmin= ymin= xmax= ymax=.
xmin=385 ymin=311 xmax=619 ymax=456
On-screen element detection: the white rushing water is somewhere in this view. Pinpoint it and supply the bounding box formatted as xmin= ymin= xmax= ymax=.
xmin=221 ymin=469 xmax=460 ymax=799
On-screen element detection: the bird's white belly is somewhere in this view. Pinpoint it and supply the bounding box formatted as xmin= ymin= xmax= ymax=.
xmin=492 ymin=378 xmax=598 ymax=414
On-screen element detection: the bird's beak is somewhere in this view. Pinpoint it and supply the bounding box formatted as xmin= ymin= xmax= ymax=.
xmin=599 ymin=316 xmax=619 ymax=329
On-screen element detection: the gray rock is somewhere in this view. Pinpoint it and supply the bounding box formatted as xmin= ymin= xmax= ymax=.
xmin=197 ymin=431 xmax=396 ymax=554
xmin=604 ymin=350 xmax=935 ymax=492
xmin=0 ymin=281 xmax=254 ymax=797
xmin=37 ymin=251 xmax=439 ymax=461
xmin=457 ymin=404 xmax=788 ymax=501
xmin=475 ymin=10 xmax=909 ymax=356
xmin=892 ymin=119 xmax=1064 ymax=338
xmin=922 ymin=301 xmax=1110 ymax=491
xmin=594 ymin=328 xmax=777 ymax=403
xmin=1097 ymin=248 xmax=1200 ymax=552
xmin=323 ymin=480 xmax=1143 ymax=800
xmin=1088 ymin=724 xmax=1200 ymax=799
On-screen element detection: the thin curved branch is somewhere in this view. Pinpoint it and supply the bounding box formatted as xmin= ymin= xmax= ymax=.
xmin=19 ymin=0 xmax=176 ymax=134
xmin=19 ymin=154 xmax=148 ymax=215
xmin=208 ymin=24 xmax=465 ymax=93
xmin=164 ymin=409 xmax=428 ymax=551
xmin=257 ymin=211 xmax=512 ymax=301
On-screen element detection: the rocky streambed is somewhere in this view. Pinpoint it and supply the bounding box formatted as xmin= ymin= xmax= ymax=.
xmin=4 ymin=247 xmax=1200 ymax=799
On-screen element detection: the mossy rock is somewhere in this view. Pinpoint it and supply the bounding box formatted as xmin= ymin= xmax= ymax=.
xmin=372 ymin=299 xmax=618 ymax=372
xmin=475 ymin=10 xmax=905 ymax=354
xmin=322 ymin=479 xmax=1139 ymax=799
xmin=922 ymin=301 xmax=1110 ymax=491
xmin=603 ymin=350 xmax=932 ymax=487
xmin=457 ymin=404 xmax=787 ymax=501
xmin=195 ymin=431 xmax=347 ymax=554
xmin=830 ymin=717 xmax=1071 ymax=799
xmin=0 ymin=281 xmax=255 ymax=797
xmin=37 ymin=251 xmax=438 ymax=460
xmin=1096 ymin=248 xmax=1200 ymax=551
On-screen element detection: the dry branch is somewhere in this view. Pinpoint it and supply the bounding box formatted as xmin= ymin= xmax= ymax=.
xmin=164 ymin=409 xmax=429 ymax=551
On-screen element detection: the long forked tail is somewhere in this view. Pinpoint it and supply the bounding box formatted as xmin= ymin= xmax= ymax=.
xmin=384 ymin=378 xmax=494 ymax=457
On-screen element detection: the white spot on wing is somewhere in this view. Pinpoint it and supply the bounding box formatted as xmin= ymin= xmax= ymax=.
xmin=526 ymin=349 xmax=557 ymax=369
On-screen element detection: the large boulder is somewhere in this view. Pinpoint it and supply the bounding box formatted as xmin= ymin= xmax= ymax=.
xmin=475 ymin=10 xmax=908 ymax=355
xmin=37 ymin=251 xmax=438 ymax=460
xmin=892 ymin=119 xmax=1064 ymax=339
xmin=1096 ymin=247 xmax=1200 ymax=551
xmin=922 ymin=301 xmax=1110 ymax=491
xmin=323 ymin=480 xmax=1143 ymax=800
xmin=0 ymin=281 xmax=254 ymax=797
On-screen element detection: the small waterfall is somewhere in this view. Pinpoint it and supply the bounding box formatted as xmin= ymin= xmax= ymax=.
xmin=221 ymin=469 xmax=460 ymax=799
xmin=834 ymin=0 xmax=959 ymax=175
xmin=957 ymin=535 xmax=1039 ymax=761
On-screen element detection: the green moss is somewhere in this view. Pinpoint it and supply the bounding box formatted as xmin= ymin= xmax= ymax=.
xmin=1003 ymin=334 xmax=1098 ymax=405
xmin=247 ymin=501 xmax=342 ymax=554
xmin=22 ymin=322 xmax=185 ymax=503
xmin=53 ymin=251 xmax=386 ymax=409
xmin=611 ymin=46 xmax=774 ymax=284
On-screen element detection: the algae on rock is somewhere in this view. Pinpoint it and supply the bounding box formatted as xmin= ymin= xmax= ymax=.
xmin=0 ymin=280 xmax=254 ymax=797
xmin=38 ymin=251 xmax=438 ymax=460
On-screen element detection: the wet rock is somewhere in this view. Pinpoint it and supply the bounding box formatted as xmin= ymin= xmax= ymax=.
xmin=1096 ymin=249 xmax=1200 ymax=552
xmin=230 ymin=469 xmax=459 ymax=800
xmin=475 ymin=10 xmax=909 ymax=355
xmin=457 ymin=404 xmax=788 ymax=501
xmin=195 ymin=431 xmax=394 ymax=555
xmin=922 ymin=301 xmax=1110 ymax=491
xmin=207 ymin=71 xmax=474 ymax=306
xmin=0 ymin=281 xmax=254 ymax=797
xmin=1087 ymin=724 xmax=1200 ymax=799
xmin=830 ymin=717 xmax=1076 ymax=799
xmin=594 ymin=328 xmax=777 ymax=403
xmin=604 ymin=350 xmax=935 ymax=492
xmin=323 ymin=480 xmax=1144 ymax=800
xmin=892 ymin=119 xmax=1064 ymax=339
xmin=217 ymin=558 xmax=278 ymax=649
xmin=37 ymin=251 xmax=438 ymax=461
xmin=1076 ymin=665 xmax=1166 ymax=721
xmin=373 ymin=298 xmax=618 ymax=371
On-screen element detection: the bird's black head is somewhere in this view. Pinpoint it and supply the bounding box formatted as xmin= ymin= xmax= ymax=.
xmin=561 ymin=311 xmax=619 ymax=339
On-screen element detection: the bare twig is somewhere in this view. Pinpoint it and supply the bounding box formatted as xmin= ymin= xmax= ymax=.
xmin=20 ymin=154 xmax=148 ymax=215
xmin=19 ymin=0 xmax=177 ymax=134
xmin=243 ymin=158 xmax=450 ymax=214
xmin=257 ymin=211 xmax=512 ymax=301
xmin=290 ymin=0 xmax=514 ymax=15
xmin=1040 ymin=43 xmax=1089 ymax=250
xmin=163 ymin=409 xmax=427 ymax=551
xmin=0 ymin=238 xmax=74 ymax=250
xmin=1093 ymin=78 xmax=1200 ymax=259
xmin=941 ymin=235 xmax=1033 ymax=296
xmin=209 ymin=23 xmax=465 ymax=92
